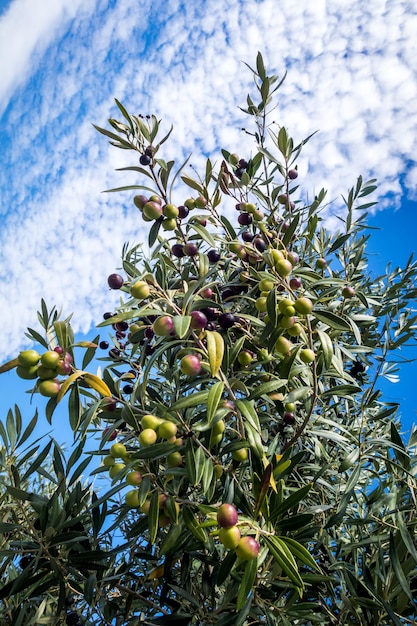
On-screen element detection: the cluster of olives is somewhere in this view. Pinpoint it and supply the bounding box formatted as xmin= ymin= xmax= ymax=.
xmin=216 ymin=503 xmax=260 ymax=561
xmin=103 ymin=414 xmax=183 ymax=492
xmin=97 ymin=162 xmax=359 ymax=460
xmin=133 ymin=192 xmax=208 ymax=234
xmin=102 ymin=435 xmax=182 ymax=526
xmin=102 ymin=285 xmax=240 ymax=374
xmin=228 ymin=151 xmax=298 ymax=187
xmin=100 ymin=183 xmax=324 ymax=436
xmin=227 ymin=153 xmax=250 ymax=183
xmin=16 ymin=348 xmax=72 ymax=397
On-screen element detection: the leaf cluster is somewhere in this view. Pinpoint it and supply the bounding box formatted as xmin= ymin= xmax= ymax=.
xmin=1 ymin=52 xmax=417 ymax=625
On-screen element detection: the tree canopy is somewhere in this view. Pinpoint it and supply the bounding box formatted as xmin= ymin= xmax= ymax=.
xmin=1 ymin=52 xmax=417 ymax=626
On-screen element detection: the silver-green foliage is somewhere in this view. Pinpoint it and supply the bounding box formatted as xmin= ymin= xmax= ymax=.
xmin=1 ymin=52 xmax=417 ymax=625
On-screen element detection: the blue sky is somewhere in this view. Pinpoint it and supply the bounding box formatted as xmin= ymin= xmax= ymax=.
xmin=0 ymin=0 xmax=416 ymax=438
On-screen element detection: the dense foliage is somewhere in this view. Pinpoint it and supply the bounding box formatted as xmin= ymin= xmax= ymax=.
xmin=1 ymin=53 xmax=417 ymax=625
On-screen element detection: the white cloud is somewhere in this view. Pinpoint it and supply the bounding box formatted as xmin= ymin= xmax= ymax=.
xmin=0 ymin=0 xmax=416 ymax=363
xmin=0 ymin=0 xmax=95 ymax=115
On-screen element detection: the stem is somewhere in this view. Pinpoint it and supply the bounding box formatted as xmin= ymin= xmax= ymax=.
xmin=281 ymin=315 xmax=319 ymax=452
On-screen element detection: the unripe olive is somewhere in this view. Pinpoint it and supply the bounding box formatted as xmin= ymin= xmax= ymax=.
xmin=17 ymin=349 xmax=40 ymax=367
xmin=219 ymin=525 xmax=241 ymax=549
xmin=139 ymin=428 xmax=157 ymax=446
xmin=130 ymin=280 xmax=151 ymax=300
xmin=300 ymin=348 xmax=316 ymax=363
xmin=294 ymin=297 xmax=313 ymax=315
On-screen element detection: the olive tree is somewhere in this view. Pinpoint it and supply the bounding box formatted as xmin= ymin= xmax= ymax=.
xmin=1 ymin=53 xmax=417 ymax=626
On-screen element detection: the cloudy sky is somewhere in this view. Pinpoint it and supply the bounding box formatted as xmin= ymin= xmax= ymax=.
xmin=0 ymin=0 xmax=416 ymax=429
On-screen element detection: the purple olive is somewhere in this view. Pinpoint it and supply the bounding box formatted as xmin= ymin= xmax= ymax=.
xmin=172 ymin=243 xmax=185 ymax=258
xmin=242 ymin=231 xmax=254 ymax=243
xmin=221 ymin=288 xmax=236 ymax=301
xmin=207 ymin=249 xmax=221 ymax=263
xmin=289 ymin=277 xmax=302 ymax=290
xmin=202 ymin=307 xmax=220 ymax=321
xmin=178 ymin=205 xmax=189 ymax=219
xmin=283 ymin=412 xmax=296 ymax=425
xmin=140 ymin=154 xmax=151 ymax=166
xmin=107 ymin=274 xmax=124 ymax=290
xmin=253 ymin=237 xmax=267 ymax=252
xmin=183 ymin=242 xmax=199 ymax=257
xmin=238 ymin=212 xmax=252 ymax=226
xmin=190 ymin=310 xmax=208 ymax=330
xmin=287 ymin=251 xmax=299 ymax=266
xmin=218 ymin=313 xmax=236 ymax=329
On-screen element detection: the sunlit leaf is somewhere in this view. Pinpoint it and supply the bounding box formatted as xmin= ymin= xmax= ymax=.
xmin=0 ymin=357 xmax=18 ymax=374
xmin=83 ymin=373 xmax=112 ymax=398
xmin=206 ymin=330 xmax=224 ymax=377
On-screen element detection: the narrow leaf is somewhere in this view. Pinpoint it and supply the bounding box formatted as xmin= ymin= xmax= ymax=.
xmin=114 ymin=98 xmax=134 ymax=131
xmin=269 ymin=483 xmax=312 ymax=520
xmin=220 ymin=215 xmax=237 ymax=239
xmin=0 ymin=357 xmax=18 ymax=374
xmin=206 ymin=330 xmax=224 ymax=377
xmin=6 ymin=409 xmax=17 ymax=448
xmin=181 ymin=174 xmax=203 ymax=193
xmin=248 ymin=378 xmax=288 ymax=400
xmin=17 ymin=411 xmax=38 ymax=448
xmin=263 ymin=535 xmax=303 ymax=589
xmin=148 ymin=218 xmax=162 ymax=248
xmin=254 ymin=463 xmax=272 ymax=518
xmin=53 ymin=321 xmax=69 ymax=351
xmin=216 ymin=549 xmax=237 ymax=585
xmin=182 ymin=506 xmax=207 ymax=544
xmin=313 ymin=310 xmax=352 ymax=331
xmin=236 ymin=558 xmax=257 ymax=611
xmin=170 ymin=390 xmax=209 ymax=411
xmin=194 ymin=446 xmax=206 ymax=486
xmin=190 ymin=222 xmax=216 ymax=247
xmin=256 ymin=51 xmax=266 ymax=79
xmin=83 ymin=373 xmax=112 ymax=397
xmin=389 ymin=532 xmax=413 ymax=602
xmin=282 ymin=213 xmax=300 ymax=247
xmin=280 ymin=536 xmax=321 ymax=573
xmin=207 ymin=381 xmax=224 ymax=424
xmin=317 ymin=329 xmax=333 ymax=369
xmin=321 ymin=384 xmax=361 ymax=398
xmin=148 ymin=491 xmax=160 ymax=544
